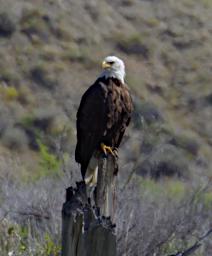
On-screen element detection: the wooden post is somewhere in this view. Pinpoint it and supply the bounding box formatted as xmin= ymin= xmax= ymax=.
xmin=95 ymin=154 xmax=117 ymax=221
xmin=61 ymin=181 xmax=117 ymax=256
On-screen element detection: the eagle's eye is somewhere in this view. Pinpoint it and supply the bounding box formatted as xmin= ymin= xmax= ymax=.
xmin=108 ymin=61 xmax=115 ymax=65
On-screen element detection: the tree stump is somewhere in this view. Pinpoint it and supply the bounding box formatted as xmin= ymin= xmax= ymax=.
xmin=62 ymin=154 xmax=118 ymax=256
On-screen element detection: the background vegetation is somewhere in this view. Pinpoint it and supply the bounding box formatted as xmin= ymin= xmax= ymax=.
xmin=0 ymin=0 xmax=211 ymax=255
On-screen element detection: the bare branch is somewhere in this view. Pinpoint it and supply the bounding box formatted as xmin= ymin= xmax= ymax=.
xmin=167 ymin=227 xmax=212 ymax=256
xmin=9 ymin=210 xmax=51 ymax=220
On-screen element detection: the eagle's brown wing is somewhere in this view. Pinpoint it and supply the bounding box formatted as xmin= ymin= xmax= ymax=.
xmin=75 ymin=80 xmax=107 ymax=178
xmin=114 ymin=85 xmax=133 ymax=148
xmin=102 ymin=79 xmax=133 ymax=148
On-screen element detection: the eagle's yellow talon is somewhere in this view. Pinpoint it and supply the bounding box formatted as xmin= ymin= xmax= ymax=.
xmin=100 ymin=143 xmax=115 ymax=156
xmin=100 ymin=143 xmax=107 ymax=155
xmin=107 ymin=146 xmax=115 ymax=156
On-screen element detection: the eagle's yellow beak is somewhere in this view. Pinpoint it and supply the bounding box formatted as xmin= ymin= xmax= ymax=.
xmin=102 ymin=61 xmax=111 ymax=69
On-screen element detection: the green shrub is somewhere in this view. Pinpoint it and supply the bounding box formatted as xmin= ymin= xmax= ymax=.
xmin=169 ymin=132 xmax=199 ymax=156
xmin=136 ymin=144 xmax=190 ymax=179
xmin=20 ymin=9 xmax=49 ymax=40
xmin=0 ymin=221 xmax=60 ymax=256
xmin=203 ymin=191 xmax=212 ymax=209
xmin=0 ymin=85 xmax=19 ymax=101
xmin=36 ymin=140 xmax=61 ymax=179
xmin=43 ymin=233 xmax=61 ymax=256
xmin=30 ymin=64 xmax=56 ymax=89
xmin=0 ymin=12 xmax=16 ymax=37
xmin=40 ymin=45 xmax=61 ymax=61
xmin=139 ymin=178 xmax=186 ymax=200
xmin=1 ymin=126 xmax=28 ymax=150
xmin=18 ymin=85 xmax=35 ymax=105
xmin=0 ymin=69 xmax=20 ymax=84
xmin=115 ymin=33 xmax=150 ymax=59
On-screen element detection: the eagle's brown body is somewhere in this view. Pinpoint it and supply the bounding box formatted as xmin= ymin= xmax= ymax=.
xmin=75 ymin=76 xmax=133 ymax=178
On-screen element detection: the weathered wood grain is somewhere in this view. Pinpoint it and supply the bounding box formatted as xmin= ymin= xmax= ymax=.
xmin=62 ymin=166 xmax=117 ymax=256
xmin=95 ymin=155 xmax=117 ymax=221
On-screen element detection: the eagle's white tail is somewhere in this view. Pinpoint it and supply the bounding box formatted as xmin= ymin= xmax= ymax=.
xmin=84 ymin=154 xmax=98 ymax=186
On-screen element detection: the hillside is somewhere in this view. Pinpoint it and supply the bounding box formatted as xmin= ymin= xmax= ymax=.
xmin=0 ymin=0 xmax=211 ymax=255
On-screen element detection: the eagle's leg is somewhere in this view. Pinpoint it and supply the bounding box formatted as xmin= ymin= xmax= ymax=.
xmin=113 ymin=147 xmax=119 ymax=158
xmin=100 ymin=143 xmax=115 ymax=157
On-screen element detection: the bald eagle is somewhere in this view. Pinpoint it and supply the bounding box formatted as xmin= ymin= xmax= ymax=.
xmin=75 ymin=56 xmax=133 ymax=185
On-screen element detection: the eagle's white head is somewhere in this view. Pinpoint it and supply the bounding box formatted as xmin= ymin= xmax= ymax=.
xmin=99 ymin=56 xmax=125 ymax=84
